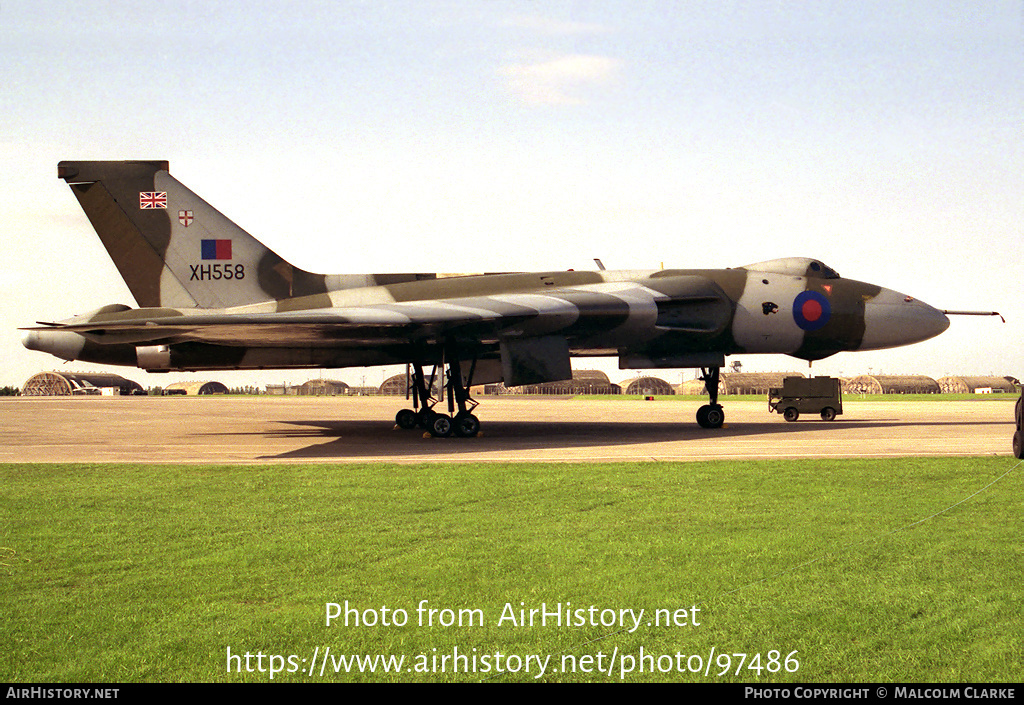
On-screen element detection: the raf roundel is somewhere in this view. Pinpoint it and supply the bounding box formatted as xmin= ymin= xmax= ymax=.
xmin=792 ymin=290 xmax=831 ymax=331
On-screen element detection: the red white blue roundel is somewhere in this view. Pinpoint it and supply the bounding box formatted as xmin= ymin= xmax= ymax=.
xmin=793 ymin=291 xmax=831 ymax=331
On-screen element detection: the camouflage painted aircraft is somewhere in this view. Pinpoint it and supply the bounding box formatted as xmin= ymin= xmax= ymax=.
xmin=24 ymin=160 xmax=954 ymax=437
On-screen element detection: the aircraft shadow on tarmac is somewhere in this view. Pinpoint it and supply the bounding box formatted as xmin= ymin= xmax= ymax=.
xmin=254 ymin=417 xmax=1007 ymax=460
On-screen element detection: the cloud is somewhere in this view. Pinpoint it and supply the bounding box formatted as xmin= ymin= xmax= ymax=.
xmin=499 ymin=54 xmax=620 ymax=105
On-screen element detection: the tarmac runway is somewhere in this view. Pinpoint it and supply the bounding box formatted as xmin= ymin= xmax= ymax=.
xmin=0 ymin=395 xmax=1015 ymax=463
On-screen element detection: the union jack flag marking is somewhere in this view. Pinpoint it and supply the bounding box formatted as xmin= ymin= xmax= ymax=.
xmin=178 ymin=210 xmax=194 ymax=227
xmin=140 ymin=192 xmax=167 ymax=209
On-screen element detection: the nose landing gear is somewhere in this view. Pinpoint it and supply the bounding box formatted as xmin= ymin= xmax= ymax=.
xmin=696 ymin=366 xmax=725 ymax=429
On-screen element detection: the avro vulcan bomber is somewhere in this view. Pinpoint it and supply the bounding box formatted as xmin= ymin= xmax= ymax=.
xmin=24 ymin=161 xmax=967 ymax=437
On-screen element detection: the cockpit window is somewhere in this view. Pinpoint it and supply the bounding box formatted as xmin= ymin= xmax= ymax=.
xmin=809 ymin=261 xmax=840 ymax=279
xmin=743 ymin=258 xmax=842 ymax=279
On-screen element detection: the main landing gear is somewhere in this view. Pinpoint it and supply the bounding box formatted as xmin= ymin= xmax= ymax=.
xmin=394 ymin=356 xmax=481 ymax=438
xmin=696 ymin=366 xmax=725 ymax=429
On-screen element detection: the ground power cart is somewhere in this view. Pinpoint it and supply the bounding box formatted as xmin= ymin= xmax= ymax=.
xmin=769 ymin=376 xmax=843 ymax=422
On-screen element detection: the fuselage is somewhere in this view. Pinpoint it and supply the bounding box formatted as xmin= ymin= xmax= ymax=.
xmin=23 ymin=257 xmax=949 ymax=375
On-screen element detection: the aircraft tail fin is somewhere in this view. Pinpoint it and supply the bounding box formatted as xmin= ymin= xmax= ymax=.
xmin=58 ymin=160 xmax=330 ymax=309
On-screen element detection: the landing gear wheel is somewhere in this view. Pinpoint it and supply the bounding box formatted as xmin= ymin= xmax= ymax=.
xmin=1013 ymin=430 xmax=1023 ymax=460
xmin=696 ymin=366 xmax=725 ymax=429
xmin=429 ymin=413 xmax=453 ymax=438
xmin=406 ymin=352 xmax=483 ymax=439
xmin=395 ymin=409 xmax=418 ymax=429
xmin=454 ymin=412 xmax=480 ymax=438
xmin=820 ymin=407 xmax=837 ymax=422
xmin=417 ymin=408 xmax=437 ymax=430
xmin=696 ymin=404 xmax=724 ymax=429
xmin=783 ymin=407 xmax=799 ymax=422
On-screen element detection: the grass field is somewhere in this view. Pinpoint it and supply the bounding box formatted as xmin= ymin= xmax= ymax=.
xmin=2 ymin=457 xmax=1021 ymax=683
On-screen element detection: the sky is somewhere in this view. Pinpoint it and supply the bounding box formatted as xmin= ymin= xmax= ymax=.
xmin=1 ymin=1 xmax=1021 ymax=390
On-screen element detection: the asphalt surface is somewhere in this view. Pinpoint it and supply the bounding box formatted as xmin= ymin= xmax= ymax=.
xmin=0 ymin=396 xmax=1015 ymax=463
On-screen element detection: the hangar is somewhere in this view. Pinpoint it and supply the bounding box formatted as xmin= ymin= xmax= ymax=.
xmin=162 ymin=381 xmax=229 ymax=395
xmin=937 ymin=376 xmax=1019 ymax=394
xmin=298 ymin=379 xmax=350 ymax=396
xmin=621 ymin=376 xmax=675 ymax=395
xmin=380 ymin=373 xmax=443 ymax=397
xmin=676 ymin=378 xmax=711 ymax=395
xmin=720 ymin=372 xmax=806 ymax=395
xmin=22 ymin=371 xmax=143 ymax=396
xmin=675 ymin=372 xmax=806 ymax=396
xmin=516 ymin=370 xmax=621 ymax=395
xmin=843 ymin=375 xmax=941 ymax=394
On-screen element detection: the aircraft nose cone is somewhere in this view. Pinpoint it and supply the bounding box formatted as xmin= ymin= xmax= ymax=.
xmin=860 ymin=289 xmax=950 ymax=351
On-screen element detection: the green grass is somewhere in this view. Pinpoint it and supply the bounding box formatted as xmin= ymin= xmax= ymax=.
xmin=2 ymin=458 xmax=1021 ymax=682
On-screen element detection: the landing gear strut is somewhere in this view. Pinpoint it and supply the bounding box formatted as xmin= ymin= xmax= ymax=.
xmin=443 ymin=356 xmax=481 ymax=438
xmin=395 ymin=351 xmax=481 ymax=438
xmin=696 ymin=366 xmax=725 ymax=429
xmin=394 ymin=363 xmax=437 ymax=430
